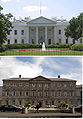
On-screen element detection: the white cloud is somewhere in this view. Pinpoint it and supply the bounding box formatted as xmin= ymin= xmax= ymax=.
xmin=61 ymin=73 xmax=82 ymax=85
xmin=0 ymin=0 xmax=11 ymax=2
xmin=23 ymin=5 xmax=48 ymax=12
xmin=0 ymin=57 xmax=44 ymax=85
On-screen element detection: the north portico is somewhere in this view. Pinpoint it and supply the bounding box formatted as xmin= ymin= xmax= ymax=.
xmin=27 ymin=16 xmax=56 ymax=45
xmin=6 ymin=16 xmax=82 ymax=44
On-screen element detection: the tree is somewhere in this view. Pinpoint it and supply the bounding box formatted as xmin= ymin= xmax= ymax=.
xmin=0 ymin=5 xmax=13 ymax=45
xmin=65 ymin=13 xmax=83 ymax=42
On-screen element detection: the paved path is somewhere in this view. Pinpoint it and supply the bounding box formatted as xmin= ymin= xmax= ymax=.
xmin=0 ymin=112 xmax=82 ymax=118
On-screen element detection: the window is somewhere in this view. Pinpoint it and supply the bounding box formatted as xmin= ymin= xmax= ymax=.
xmin=50 ymin=92 xmax=55 ymax=96
xmin=25 ymin=83 xmax=29 ymax=87
xmin=6 ymin=91 xmax=9 ymax=96
xmin=64 ymin=92 xmax=67 ymax=96
xmin=40 ymin=29 xmax=43 ymax=35
xmin=59 ymin=30 xmax=61 ymax=34
xmin=39 ymin=84 xmax=42 ymax=87
xmin=57 ymin=91 xmax=61 ymax=96
xmin=26 ymin=92 xmax=29 ymax=96
xmin=7 ymin=39 xmax=10 ymax=44
xmin=21 ymin=39 xmax=24 ymax=43
xmin=21 ymin=30 xmax=24 ymax=35
xmin=48 ymin=29 xmax=51 ymax=34
xmin=14 ymin=30 xmax=17 ymax=35
xmin=73 ymin=39 xmax=75 ymax=44
xmin=7 ymin=31 xmax=10 ymax=35
xmin=64 ymin=84 xmax=67 ymax=87
xmin=6 ymin=100 xmax=8 ymax=105
xmin=48 ymin=39 xmax=51 ymax=44
xmin=80 ymin=39 xmax=82 ymax=43
xmin=70 ymin=92 xmax=74 ymax=96
xmin=32 ymin=91 xmax=35 ymax=96
xmin=45 ymin=101 xmax=48 ymax=105
xmin=19 ymin=91 xmax=22 ymax=96
xmin=45 ymin=92 xmax=48 ymax=96
xmin=32 ymin=39 xmax=34 ymax=44
xmin=59 ymin=39 xmax=61 ymax=43
xmin=45 ymin=84 xmax=48 ymax=87
xmin=32 ymin=84 xmax=36 ymax=87
xmin=52 ymin=101 xmax=54 ymax=105
xmin=12 ymin=100 xmax=15 ymax=105
xmin=66 ymin=39 xmax=68 ymax=44
xmin=13 ymin=91 xmax=16 ymax=96
xmin=19 ymin=100 xmax=22 ymax=105
xmin=32 ymin=29 xmax=34 ymax=35
xmin=19 ymin=83 xmax=22 ymax=86
xmin=14 ymin=39 xmax=17 ymax=43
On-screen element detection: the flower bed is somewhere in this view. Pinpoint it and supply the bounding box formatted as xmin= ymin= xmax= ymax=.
xmin=19 ymin=49 xmax=69 ymax=52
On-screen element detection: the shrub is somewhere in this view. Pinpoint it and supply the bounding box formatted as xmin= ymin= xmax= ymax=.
xmin=0 ymin=45 xmax=6 ymax=52
xmin=70 ymin=43 xmax=83 ymax=51
xmin=6 ymin=44 xmax=42 ymax=49
xmin=24 ymin=101 xmax=31 ymax=108
xmin=58 ymin=101 xmax=68 ymax=108
xmin=46 ymin=43 xmax=71 ymax=48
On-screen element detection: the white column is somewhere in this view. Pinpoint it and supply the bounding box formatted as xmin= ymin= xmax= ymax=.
xmin=36 ymin=26 xmax=38 ymax=44
xmin=27 ymin=27 xmax=29 ymax=43
xmin=45 ymin=26 xmax=47 ymax=44
xmin=54 ymin=26 xmax=56 ymax=43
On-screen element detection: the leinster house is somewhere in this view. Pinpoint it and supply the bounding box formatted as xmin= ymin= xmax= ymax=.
xmin=2 ymin=75 xmax=82 ymax=107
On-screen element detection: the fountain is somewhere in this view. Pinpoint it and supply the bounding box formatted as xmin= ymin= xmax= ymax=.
xmin=42 ymin=42 xmax=46 ymax=51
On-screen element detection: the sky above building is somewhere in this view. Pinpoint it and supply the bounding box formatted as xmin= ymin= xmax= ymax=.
xmin=0 ymin=57 xmax=82 ymax=86
xmin=0 ymin=0 xmax=83 ymax=20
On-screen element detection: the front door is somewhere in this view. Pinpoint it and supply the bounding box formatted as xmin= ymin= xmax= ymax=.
xmin=48 ymin=39 xmax=51 ymax=44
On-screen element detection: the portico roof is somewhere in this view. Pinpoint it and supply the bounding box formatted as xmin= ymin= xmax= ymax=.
xmin=27 ymin=16 xmax=56 ymax=24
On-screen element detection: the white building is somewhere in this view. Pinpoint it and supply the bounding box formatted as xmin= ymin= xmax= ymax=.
xmin=6 ymin=16 xmax=83 ymax=45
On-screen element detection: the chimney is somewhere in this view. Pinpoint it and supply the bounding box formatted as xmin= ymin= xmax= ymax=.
xmin=19 ymin=75 xmax=21 ymax=78
xmin=58 ymin=75 xmax=60 ymax=78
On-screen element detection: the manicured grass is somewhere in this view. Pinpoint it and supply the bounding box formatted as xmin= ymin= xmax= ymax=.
xmin=0 ymin=48 xmax=83 ymax=56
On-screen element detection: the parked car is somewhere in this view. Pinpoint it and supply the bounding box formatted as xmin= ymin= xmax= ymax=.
xmin=31 ymin=105 xmax=36 ymax=109
xmin=0 ymin=105 xmax=22 ymax=112
xmin=74 ymin=105 xmax=82 ymax=113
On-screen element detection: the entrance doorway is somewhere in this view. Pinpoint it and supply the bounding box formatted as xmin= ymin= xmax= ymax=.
xmin=48 ymin=39 xmax=51 ymax=44
xmin=38 ymin=101 xmax=42 ymax=107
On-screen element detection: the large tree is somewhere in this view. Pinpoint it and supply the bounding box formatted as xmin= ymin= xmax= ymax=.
xmin=0 ymin=6 xmax=13 ymax=45
xmin=65 ymin=13 xmax=83 ymax=42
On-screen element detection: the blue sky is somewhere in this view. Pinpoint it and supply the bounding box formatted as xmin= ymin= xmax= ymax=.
xmin=0 ymin=57 xmax=82 ymax=85
xmin=0 ymin=0 xmax=83 ymax=20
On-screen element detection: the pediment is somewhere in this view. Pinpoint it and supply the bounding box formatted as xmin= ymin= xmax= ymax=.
xmin=30 ymin=76 xmax=51 ymax=82
xmin=27 ymin=16 xmax=56 ymax=24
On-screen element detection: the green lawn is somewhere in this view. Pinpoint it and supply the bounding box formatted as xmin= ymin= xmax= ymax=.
xmin=0 ymin=48 xmax=83 ymax=56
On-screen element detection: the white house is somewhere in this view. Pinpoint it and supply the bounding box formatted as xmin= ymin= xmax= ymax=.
xmin=6 ymin=16 xmax=83 ymax=45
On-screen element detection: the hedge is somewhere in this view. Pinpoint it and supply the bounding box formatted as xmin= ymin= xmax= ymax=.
xmin=5 ymin=43 xmax=42 ymax=49
xmin=46 ymin=43 xmax=71 ymax=48
xmin=70 ymin=43 xmax=83 ymax=51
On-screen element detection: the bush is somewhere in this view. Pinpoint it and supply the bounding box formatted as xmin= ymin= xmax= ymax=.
xmin=58 ymin=101 xmax=68 ymax=108
xmin=6 ymin=44 xmax=42 ymax=49
xmin=0 ymin=45 xmax=6 ymax=52
xmin=46 ymin=43 xmax=71 ymax=48
xmin=70 ymin=43 xmax=83 ymax=51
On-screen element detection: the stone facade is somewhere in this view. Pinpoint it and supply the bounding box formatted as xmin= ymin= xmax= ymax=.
xmin=6 ymin=16 xmax=83 ymax=45
xmin=2 ymin=75 xmax=80 ymax=107
xmin=0 ymin=86 xmax=2 ymax=106
xmin=76 ymin=85 xmax=82 ymax=105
